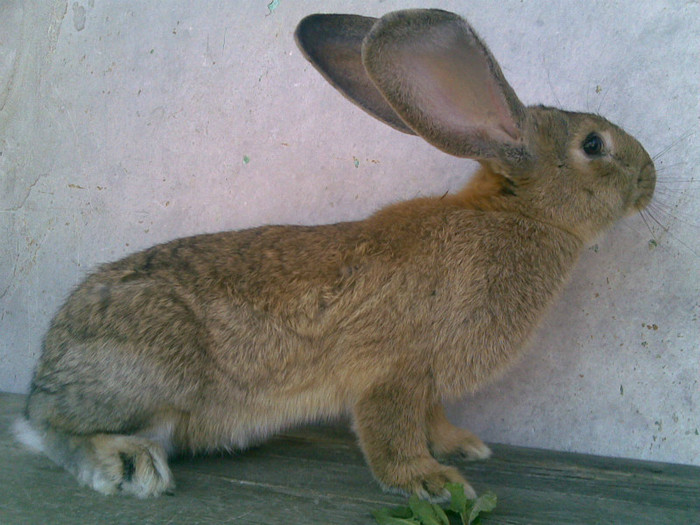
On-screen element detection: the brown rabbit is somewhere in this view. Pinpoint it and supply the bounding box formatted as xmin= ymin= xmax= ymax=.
xmin=14 ymin=9 xmax=655 ymax=499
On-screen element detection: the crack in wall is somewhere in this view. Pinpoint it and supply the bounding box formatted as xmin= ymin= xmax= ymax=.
xmin=1 ymin=173 xmax=47 ymax=213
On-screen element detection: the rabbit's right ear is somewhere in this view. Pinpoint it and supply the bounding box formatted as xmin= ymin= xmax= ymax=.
xmin=362 ymin=9 xmax=529 ymax=162
xmin=295 ymin=14 xmax=416 ymax=135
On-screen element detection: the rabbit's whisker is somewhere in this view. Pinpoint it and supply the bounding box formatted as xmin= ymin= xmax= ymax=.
xmin=652 ymin=130 xmax=696 ymax=162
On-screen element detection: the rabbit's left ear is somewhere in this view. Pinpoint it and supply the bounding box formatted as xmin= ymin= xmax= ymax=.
xmin=295 ymin=14 xmax=416 ymax=134
xmin=362 ymin=9 xmax=528 ymax=160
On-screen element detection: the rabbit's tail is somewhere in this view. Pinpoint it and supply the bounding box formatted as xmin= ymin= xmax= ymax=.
xmin=12 ymin=417 xmax=46 ymax=453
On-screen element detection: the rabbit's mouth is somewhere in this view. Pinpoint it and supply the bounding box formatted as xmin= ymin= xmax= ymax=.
xmin=631 ymin=161 xmax=656 ymax=212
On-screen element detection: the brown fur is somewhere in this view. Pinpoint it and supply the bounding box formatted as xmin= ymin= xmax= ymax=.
xmin=16 ymin=10 xmax=655 ymax=499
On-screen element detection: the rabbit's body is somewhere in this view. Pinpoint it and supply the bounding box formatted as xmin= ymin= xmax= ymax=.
xmin=30 ymin=171 xmax=580 ymax=435
xmin=16 ymin=10 xmax=655 ymax=500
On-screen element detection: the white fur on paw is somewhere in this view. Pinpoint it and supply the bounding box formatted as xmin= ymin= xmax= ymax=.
xmin=464 ymin=441 xmax=492 ymax=460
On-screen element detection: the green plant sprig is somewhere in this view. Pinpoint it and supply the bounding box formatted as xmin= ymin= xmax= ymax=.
xmin=372 ymin=484 xmax=497 ymax=525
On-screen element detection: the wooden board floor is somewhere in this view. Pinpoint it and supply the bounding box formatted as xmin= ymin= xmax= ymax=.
xmin=1 ymin=392 xmax=698 ymax=524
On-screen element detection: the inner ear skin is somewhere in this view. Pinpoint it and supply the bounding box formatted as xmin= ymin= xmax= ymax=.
xmin=360 ymin=9 xmax=528 ymax=162
xmin=294 ymin=14 xmax=416 ymax=134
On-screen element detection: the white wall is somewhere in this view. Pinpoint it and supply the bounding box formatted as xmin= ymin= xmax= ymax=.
xmin=1 ymin=1 xmax=697 ymax=465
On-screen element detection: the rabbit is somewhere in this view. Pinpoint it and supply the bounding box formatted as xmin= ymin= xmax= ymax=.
xmin=14 ymin=8 xmax=655 ymax=500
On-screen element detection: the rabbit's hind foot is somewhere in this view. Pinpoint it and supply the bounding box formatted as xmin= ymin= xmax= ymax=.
xmin=76 ymin=434 xmax=175 ymax=497
xmin=15 ymin=417 xmax=175 ymax=497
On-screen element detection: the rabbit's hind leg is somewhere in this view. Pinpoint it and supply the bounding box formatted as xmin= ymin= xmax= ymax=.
xmin=17 ymin=345 xmax=187 ymax=497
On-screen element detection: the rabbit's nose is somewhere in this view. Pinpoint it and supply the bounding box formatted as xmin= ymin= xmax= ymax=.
xmin=633 ymin=161 xmax=656 ymax=211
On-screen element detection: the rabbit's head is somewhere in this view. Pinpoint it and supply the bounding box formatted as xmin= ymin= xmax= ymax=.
xmin=296 ymin=9 xmax=655 ymax=242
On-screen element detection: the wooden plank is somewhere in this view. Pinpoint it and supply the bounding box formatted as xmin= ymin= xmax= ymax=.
xmin=278 ymin=419 xmax=700 ymax=508
xmin=2 ymin=392 xmax=698 ymax=524
xmin=0 ymin=456 xmax=392 ymax=525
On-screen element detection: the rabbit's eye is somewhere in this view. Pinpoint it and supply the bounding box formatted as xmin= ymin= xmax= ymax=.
xmin=582 ymin=132 xmax=605 ymax=157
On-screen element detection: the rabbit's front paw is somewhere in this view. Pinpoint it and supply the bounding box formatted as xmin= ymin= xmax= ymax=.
xmin=427 ymin=406 xmax=492 ymax=461
xmin=81 ymin=435 xmax=174 ymax=498
xmin=382 ymin=457 xmax=476 ymax=501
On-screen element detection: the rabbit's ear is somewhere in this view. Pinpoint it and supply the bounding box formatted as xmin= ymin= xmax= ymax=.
xmin=295 ymin=14 xmax=416 ymax=135
xmin=362 ymin=9 xmax=527 ymax=160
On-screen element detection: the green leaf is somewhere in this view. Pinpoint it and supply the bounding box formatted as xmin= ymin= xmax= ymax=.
xmin=408 ymin=495 xmax=449 ymax=525
xmin=372 ymin=506 xmax=419 ymax=525
xmin=463 ymin=492 xmax=498 ymax=525
xmin=431 ymin=504 xmax=450 ymax=525
xmin=445 ymin=483 xmax=468 ymax=514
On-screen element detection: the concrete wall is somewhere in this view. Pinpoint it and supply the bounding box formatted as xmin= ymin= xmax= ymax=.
xmin=1 ymin=1 xmax=698 ymax=465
